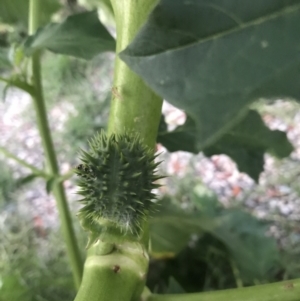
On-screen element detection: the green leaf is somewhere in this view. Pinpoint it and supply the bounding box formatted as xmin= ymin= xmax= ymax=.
xmin=0 ymin=0 xmax=61 ymax=26
xmin=151 ymin=195 xmax=279 ymax=281
xmin=24 ymin=11 xmax=116 ymax=59
xmin=0 ymin=48 xmax=12 ymax=71
xmin=0 ymin=275 xmax=30 ymax=301
xmin=121 ymin=0 xmax=300 ymax=149
xmin=149 ymin=200 xmax=213 ymax=258
xmin=16 ymin=174 xmax=38 ymax=188
xmin=191 ymin=189 xmax=279 ymax=281
xmin=158 ymin=110 xmax=293 ymax=181
xmin=45 ymin=177 xmax=56 ymax=194
xmin=157 ymin=115 xmax=197 ymax=154
xmin=204 ymin=110 xmax=293 ymax=180
xmin=192 ymin=184 xmax=223 ymax=216
xmin=212 ymin=209 xmax=279 ymax=281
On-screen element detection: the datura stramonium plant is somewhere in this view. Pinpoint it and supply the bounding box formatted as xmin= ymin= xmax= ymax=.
xmin=75 ymin=131 xmax=163 ymax=248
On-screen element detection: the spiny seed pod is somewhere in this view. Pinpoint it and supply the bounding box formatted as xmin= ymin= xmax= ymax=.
xmin=75 ymin=131 xmax=163 ymax=247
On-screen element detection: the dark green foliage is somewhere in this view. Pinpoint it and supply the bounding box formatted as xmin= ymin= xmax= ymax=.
xmin=0 ymin=209 xmax=78 ymax=301
xmin=148 ymin=191 xmax=281 ymax=292
xmin=149 ymin=199 xmax=214 ymax=256
xmin=121 ymin=0 xmax=300 ymax=179
xmin=165 ymin=277 xmax=185 ymax=294
xmin=24 ymin=11 xmax=116 ymax=59
xmin=158 ymin=110 xmax=293 ymax=181
xmin=76 ymin=131 xmax=162 ymax=242
xmin=148 ymin=234 xmax=238 ymax=293
xmin=150 ymin=194 xmax=279 ymax=284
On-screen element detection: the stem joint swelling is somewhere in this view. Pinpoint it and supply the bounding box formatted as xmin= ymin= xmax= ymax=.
xmin=75 ymin=241 xmax=149 ymax=301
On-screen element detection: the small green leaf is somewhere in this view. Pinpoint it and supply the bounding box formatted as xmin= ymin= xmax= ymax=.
xmin=9 ymin=44 xmax=26 ymax=68
xmin=158 ymin=110 xmax=293 ymax=181
xmin=24 ymin=11 xmax=116 ymax=59
xmin=121 ymin=0 xmax=300 ymax=149
xmin=16 ymin=174 xmax=38 ymax=188
xmin=0 ymin=48 xmax=12 ymax=71
xmin=45 ymin=177 xmax=56 ymax=194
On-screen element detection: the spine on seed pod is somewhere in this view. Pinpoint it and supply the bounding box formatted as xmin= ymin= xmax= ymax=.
xmin=75 ymin=130 xmax=163 ymax=248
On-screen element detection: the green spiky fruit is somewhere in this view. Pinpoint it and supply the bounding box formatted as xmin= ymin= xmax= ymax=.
xmin=75 ymin=131 xmax=162 ymax=246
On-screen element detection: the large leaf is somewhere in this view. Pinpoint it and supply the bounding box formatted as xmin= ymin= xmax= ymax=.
xmin=0 ymin=0 xmax=61 ymax=26
xmin=121 ymin=0 xmax=300 ymax=149
xmin=150 ymin=194 xmax=279 ymax=281
xmin=191 ymin=188 xmax=280 ymax=282
xmin=149 ymin=200 xmax=213 ymax=257
xmin=209 ymin=209 xmax=279 ymax=281
xmin=158 ymin=110 xmax=293 ymax=181
xmin=24 ymin=11 xmax=115 ymax=59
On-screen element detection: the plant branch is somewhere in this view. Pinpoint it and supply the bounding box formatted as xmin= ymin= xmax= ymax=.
xmin=0 ymin=76 xmax=35 ymax=96
xmin=147 ymin=278 xmax=300 ymax=301
xmin=29 ymin=0 xmax=82 ymax=289
xmin=74 ymin=0 xmax=162 ymax=300
xmin=0 ymin=146 xmax=46 ymax=176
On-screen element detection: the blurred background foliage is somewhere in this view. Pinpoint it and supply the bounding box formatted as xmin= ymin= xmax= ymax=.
xmin=1 ymin=0 xmax=300 ymax=300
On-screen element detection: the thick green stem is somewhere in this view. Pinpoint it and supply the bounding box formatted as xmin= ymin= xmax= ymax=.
xmin=75 ymin=241 xmax=149 ymax=301
xmin=147 ymin=278 xmax=300 ymax=301
xmin=74 ymin=1 xmax=161 ymax=300
xmin=28 ymin=0 xmax=82 ymax=289
xmin=108 ymin=0 xmax=162 ymax=149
